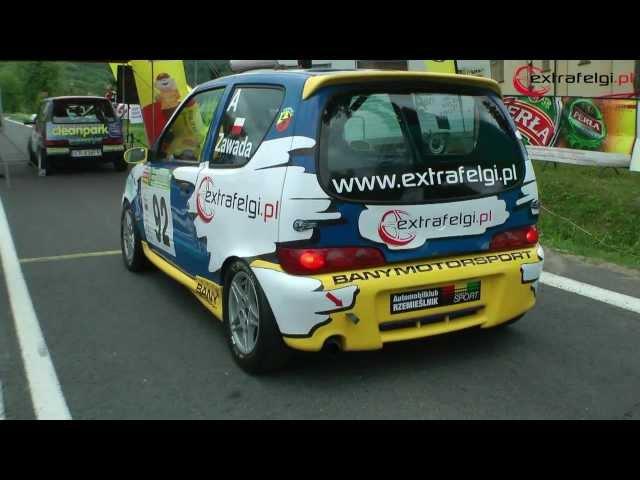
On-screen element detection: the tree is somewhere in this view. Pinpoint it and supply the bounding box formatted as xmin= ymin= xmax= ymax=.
xmin=184 ymin=60 xmax=232 ymax=86
xmin=0 ymin=65 xmax=25 ymax=112
xmin=19 ymin=62 xmax=61 ymax=111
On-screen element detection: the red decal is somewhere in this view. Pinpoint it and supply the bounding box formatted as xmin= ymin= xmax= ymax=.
xmin=378 ymin=209 xmax=416 ymax=246
xmin=325 ymin=292 xmax=343 ymax=307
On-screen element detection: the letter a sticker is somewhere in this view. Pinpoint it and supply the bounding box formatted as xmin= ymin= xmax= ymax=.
xmin=227 ymin=89 xmax=242 ymax=112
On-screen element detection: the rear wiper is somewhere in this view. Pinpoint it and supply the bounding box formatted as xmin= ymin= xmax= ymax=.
xmin=389 ymin=98 xmax=422 ymax=167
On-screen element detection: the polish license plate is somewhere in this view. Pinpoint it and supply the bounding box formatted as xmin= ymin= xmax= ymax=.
xmin=71 ymin=149 xmax=102 ymax=158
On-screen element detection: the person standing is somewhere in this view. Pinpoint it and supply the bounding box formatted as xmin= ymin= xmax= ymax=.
xmin=105 ymin=84 xmax=117 ymax=106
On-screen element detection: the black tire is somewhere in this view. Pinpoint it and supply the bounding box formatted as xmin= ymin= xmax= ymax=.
xmin=120 ymin=201 xmax=148 ymax=272
xmin=39 ymin=148 xmax=52 ymax=176
xmin=223 ymin=260 xmax=291 ymax=374
xmin=28 ymin=139 xmax=36 ymax=165
xmin=113 ymin=153 xmax=127 ymax=172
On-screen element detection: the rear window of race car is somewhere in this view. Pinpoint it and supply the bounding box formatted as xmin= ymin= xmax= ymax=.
xmin=51 ymin=98 xmax=117 ymax=124
xmin=317 ymin=85 xmax=526 ymax=204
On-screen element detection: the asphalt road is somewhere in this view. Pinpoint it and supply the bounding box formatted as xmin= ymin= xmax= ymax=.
xmin=1 ymin=118 xmax=640 ymax=419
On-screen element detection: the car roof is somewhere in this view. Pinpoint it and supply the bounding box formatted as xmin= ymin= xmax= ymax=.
xmin=45 ymin=96 xmax=110 ymax=102
xmin=194 ymin=69 xmax=502 ymax=98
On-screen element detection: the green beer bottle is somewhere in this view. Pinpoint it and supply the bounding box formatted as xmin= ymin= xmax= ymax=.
xmin=562 ymin=98 xmax=606 ymax=150
xmin=504 ymin=96 xmax=563 ymax=147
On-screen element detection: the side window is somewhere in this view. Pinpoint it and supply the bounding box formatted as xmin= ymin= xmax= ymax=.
xmin=211 ymin=86 xmax=284 ymax=167
xmin=156 ymin=88 xmax=224 ymax=164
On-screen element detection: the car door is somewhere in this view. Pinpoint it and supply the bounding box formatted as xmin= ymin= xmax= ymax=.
xmin=190 ymin=85 xmax=288 ymax=276
xmin=140 ymin=87 xmax=226 ymax=273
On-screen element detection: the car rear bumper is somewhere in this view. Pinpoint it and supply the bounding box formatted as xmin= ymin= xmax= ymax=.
xmin=46 ymin=144 xmax=124 ymax=164
xmin=251 ymin=245 xmax=544 ymax=352
xmin=46 ymin=144 xmax=124 ymax=159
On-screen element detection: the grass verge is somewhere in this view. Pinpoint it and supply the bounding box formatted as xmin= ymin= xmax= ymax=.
xmin=122 ymin=121 xmax=148 ymax=148
xmin=534 ymin=161 xmax=640 ymax=270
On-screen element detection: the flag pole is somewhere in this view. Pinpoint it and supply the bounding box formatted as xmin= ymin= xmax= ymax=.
xmin=151 ymin=60 xmax=155 ymax=146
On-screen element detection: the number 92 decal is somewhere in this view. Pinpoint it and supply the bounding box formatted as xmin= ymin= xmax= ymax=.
xmin=152 ymin=194 xmax=171 ymax=247
xmin=141 ymin=167 xmax=176 ymax=256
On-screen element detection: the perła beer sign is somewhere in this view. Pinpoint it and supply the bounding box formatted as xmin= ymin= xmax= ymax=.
xmin=563 ymin=98 xmax=606 ymax=150
xmin=503 ymin=97 xmax=562 ymax=147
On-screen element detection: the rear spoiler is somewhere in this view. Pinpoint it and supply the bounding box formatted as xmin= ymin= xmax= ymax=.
xmin=302 ymin=71 xmax=502 ymax=100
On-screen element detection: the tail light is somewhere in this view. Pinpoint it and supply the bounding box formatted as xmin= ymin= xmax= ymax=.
xmin=490 ymin=225 xmax=539 ymax=251
xmin=277 ymin=246 xmax=385 ymax=275
xmin=45 ymin=139 xmax=68 ymax=147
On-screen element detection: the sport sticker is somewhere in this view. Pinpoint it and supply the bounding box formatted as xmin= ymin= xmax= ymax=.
xmin=390 ymin=281 xmax=481 ymax=314
xmin=275 ymin=107 xmax=294 ymax=132
xmin=359 ymin=197 xmax=509 ymax=250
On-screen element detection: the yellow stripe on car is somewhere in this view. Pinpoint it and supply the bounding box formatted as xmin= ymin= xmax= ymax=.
xmin=302 ymin=71 xmax=502 ymax=100
xmin=142 ymin=242 xmax=224 ymax=320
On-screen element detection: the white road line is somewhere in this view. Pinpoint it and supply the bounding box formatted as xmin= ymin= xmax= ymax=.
xmin=540 ymin=271 xmax=640 ymax=315
xmin=0 ymin=380 xmax=5 ymax=420
xmin=0 ymin=197 xmax=71 ymax=420
xmin=3 ymin=118 xmax=32 ymax=128
xmin=20 ymin=250 xmax=122 ymax=264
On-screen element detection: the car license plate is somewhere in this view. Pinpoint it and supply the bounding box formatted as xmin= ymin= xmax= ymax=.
xmin=71 ymin=149 xmax=102 ymax=158
xmin=390 ymin=281 xmax=481 ymax=315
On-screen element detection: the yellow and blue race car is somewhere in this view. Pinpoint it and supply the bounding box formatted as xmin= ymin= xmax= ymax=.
xmin=120 ymin=67 xmax=544 ymax=373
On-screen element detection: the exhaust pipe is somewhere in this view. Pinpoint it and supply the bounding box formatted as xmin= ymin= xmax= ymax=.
xmin=323 ymin=336 xmax=342 ymax=353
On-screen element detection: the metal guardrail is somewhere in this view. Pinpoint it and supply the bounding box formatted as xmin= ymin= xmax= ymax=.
xmin=0 ymin=117 xmax=31 ymax=188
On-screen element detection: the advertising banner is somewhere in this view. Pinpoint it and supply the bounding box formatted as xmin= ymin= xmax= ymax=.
xmin=110 ymin=61 xmax=190 ymax=145
xmin=46 ymin=121 xmax=123 ymax=145
xmin=456 ymin=60 xmax=491 ymax=78
xmin=115 ymin=103 xmax=144 ymax=124
xmin=504 ymin=95 xmax=639 ymax=169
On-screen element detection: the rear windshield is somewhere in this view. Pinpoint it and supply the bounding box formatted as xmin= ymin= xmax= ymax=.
xmin=52 ymin=99 xmax=116 ymax=124
xmin=318 ymin=87 xmax=526 ymax=203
